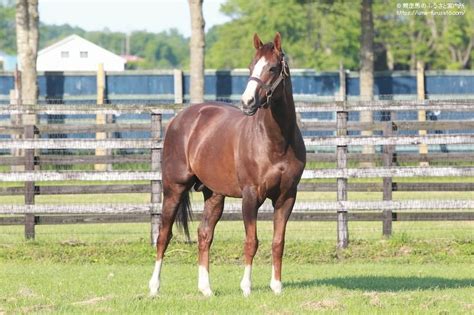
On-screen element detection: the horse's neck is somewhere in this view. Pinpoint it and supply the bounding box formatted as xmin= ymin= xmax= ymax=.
xmin=259 ymin=79 xmax=297 ymax=150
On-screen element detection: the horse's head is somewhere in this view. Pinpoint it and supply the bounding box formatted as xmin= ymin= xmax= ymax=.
xmin=241 ymin=32 xmax=289 ymax=116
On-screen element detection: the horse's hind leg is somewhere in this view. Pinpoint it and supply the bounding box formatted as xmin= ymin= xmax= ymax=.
xmin=149 ymin=182 xmax=190 ymax=297
xmin=197 ymin=188 xmax=224 ymax=296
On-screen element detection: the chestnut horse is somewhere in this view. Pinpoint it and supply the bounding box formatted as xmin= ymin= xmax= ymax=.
xmin=149 ymin=33 xmax=306 ymax=297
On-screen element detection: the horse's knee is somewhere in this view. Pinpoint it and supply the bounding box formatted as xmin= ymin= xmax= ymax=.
xmin=244 ymin=237 xmax=259 ymax=256
xmin=272 ymin=237 xmax=284 ymax=252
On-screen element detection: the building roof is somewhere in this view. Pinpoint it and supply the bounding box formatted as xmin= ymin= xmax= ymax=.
xmin=37 ymin=34 xmax=126 ymax=71
xmin=38 ymin=34 xmax=125 ymax=63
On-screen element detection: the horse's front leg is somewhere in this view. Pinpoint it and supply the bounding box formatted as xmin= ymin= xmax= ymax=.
xmin=197 ymin=189 xmax=224 ymax=297
xmin=240 ymin=187 xmax=262 ymax=297
xmin=270 ymin=192 xmax=296 ymax=295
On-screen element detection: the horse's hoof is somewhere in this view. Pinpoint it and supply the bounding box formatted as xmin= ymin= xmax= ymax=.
xmin=199 ymin=287 xmax=213 ymax=297
xmin=240 ymin=280 xmax=251 ymax=297
xmin=270 ymin=280 xmax=282 ymax=295
xmin=149 ymin=280 xmax=160 ymax=297
xmin=149 ymin=288 xmax=159 ymax=298
xmin=242 ymin=288 xmax=251 ymax=297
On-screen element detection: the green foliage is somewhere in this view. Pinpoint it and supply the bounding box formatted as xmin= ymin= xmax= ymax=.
xmin=207 ymin=0 xmax=474 ymax=70
xmin=129 ymin=29 xmax=189 ymax=69
xmin=0 ymin=2 xmax=189 ymax=70
xmin=205 ymin=0 xmax=360 ymax=70
xmin=39 ymin=26 xmax=190 ymax=70
xmin=0 ymin=2 xmax=15 ymax=54
xmin=40 ymin=24 xmax=86 ymax=48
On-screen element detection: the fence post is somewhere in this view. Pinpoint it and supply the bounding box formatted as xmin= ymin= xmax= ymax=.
xmin=336 ymin=109 xmax=349 ymax=249
xmin=174 ymin=69 xmax=184 ymax=105
xmin=150 ymin=113 xmax=162 ymax=246
xmin=417 ymin=61 xmax=429 ymax=166
xmin=382 ymin=113 xmax=395 ymax=237
xmin=23 ymin=113 xmax=36 ymax=240
xmin=336 ymin=64 xmax=349 ymax=249
xmin=95 ymin=63 xmax=107 ymax=171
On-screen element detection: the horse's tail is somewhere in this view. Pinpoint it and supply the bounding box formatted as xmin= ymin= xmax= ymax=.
xmin=176 ymin=191 xmax=192 ymax=243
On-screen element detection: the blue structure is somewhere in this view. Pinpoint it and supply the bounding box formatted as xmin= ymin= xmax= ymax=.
xmin=1 ymin=69 xmax=474 ymax=103
xmin=0 ymin=69 xmax=472 ymax=153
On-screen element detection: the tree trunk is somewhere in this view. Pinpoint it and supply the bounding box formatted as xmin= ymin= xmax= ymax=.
xmin=16 ymin=0 xmax=39 ymax=105
xmin=16 ymin=0 xmax=39 ymax=239
xmin=360 ymin=0 xmax=374 ymax=100
xmin=360 ymin=0 xmax=374 ymax=165
xmin=409 ymin=16 xmax=417 ymax=71
xmin=188 ymin=0 xmax=205 ymax=104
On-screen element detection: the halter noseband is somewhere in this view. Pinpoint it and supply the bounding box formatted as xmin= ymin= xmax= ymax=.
xmin=247 ymin=55 xmax=289 ymax=108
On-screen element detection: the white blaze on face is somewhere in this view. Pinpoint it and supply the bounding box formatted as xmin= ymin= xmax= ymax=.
xmin=241 ymin=57 xmax=268 ymax=105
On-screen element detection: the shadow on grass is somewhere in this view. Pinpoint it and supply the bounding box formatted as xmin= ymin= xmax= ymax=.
xmin=286 ymin=276 xmax=474 ymax=292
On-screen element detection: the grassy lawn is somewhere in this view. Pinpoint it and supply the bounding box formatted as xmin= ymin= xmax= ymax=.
xmin=1 ymin=263 xmax=472 ymax=314
xmin=0 ymin=221 xmax=473 ymax=314
xmin=0 ymin=173 xmax=472 ymax=313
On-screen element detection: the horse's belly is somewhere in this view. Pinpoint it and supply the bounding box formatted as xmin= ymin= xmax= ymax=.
xmin=188 ymin=125 xmax=242 ymax=197
xmin=191 ymin=153 xmax=242 ymax=197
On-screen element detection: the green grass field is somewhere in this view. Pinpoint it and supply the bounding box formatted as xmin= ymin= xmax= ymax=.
xmin=0 ymin=172 xmax=473 ymax=313
xmin=1 ymin=221 xmax=473 ymax=314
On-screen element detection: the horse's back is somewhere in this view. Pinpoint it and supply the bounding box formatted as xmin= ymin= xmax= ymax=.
xmin=168 ymin=102 xmax=241 ymax=131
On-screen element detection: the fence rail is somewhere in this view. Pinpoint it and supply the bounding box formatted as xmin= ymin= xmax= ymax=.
xmin=1 ymin=200 xmax=473 ymax=214
xmin=1 ymin=99 xmax=474 ymax=113
xmin=0 ymin=100 xmax=473 ymax=245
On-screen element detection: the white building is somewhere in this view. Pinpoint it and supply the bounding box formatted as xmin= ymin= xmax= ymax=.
xmin=37 ymin=34 xmax=126 ymax=72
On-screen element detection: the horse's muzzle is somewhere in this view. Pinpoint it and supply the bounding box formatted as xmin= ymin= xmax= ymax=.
xmin=242 ymin=103 xmax=259 ymax=116
xmin=243 ymin=108 xmax=258 ymax=116
xmin=241 ymin=96 xmax=260 ymax=116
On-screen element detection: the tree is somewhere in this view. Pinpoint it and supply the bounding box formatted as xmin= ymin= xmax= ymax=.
xmin=15 ymin=0 xmax=39 ymax=104
xmin=188 ymin=0 xmax=205 ymax=103
xmin=205 ymin=0 xmax=359 ymax=70
xmin=0 ymin=1 xmax=16 ymax=55
xmin=360 ymin=0 xmax=374 ymax=100
xmin=360 ymin=0 xmax=374 ymax=164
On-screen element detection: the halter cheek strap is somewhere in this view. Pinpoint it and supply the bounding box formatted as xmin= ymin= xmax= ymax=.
xmin=247 ymin=57 xmax=289 ymax=108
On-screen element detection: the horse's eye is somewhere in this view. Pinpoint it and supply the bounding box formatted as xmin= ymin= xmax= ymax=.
xmin=269 ymin=66 xmax=278 ymax=73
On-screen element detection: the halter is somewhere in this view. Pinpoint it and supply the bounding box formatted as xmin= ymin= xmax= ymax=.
xmin=247 ymin=54 xmax=289 ymax=108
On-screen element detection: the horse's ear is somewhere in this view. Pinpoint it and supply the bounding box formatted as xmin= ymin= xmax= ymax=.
xmin=253 ymin=33 xmax=263 ymax=50
xmin=274 ymin=32 xmax=282 ymax=52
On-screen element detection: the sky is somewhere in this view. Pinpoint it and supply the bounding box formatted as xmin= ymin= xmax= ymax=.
xmin=38 ymin=0 xmax=230 ymax=37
